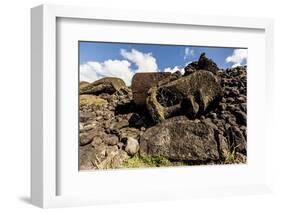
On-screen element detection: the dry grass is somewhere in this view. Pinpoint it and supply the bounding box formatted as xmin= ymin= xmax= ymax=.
xmin=80 ymin=95 xmax=107 ymax=105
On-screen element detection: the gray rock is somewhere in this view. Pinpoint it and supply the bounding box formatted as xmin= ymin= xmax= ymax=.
xmin=91 ymin=136 xmax=103 ymax=148
xmin=197 ymin=53 xmax=219 ymax=74
xmin=219 ymin=103 xmax=227 ymax=111
xmin=79 ymin=123 xmax=84 ymax=131
xmin=117 ymin=142 xmax=125 ymax=149
xmin=140 ymin=116 xmax=219 ymax=161
xmin=110 ymin=119 xmax=129 ymax=131
xmin=233 ymin=110 xmax=247 ymax=125
xmin=80 ymin=131 xmax=95 ymax=146
xmin=184 ymin=53 xmax=219 ymax=75
xmin=217 ymin=133 xmax=230 ymax=159
xmin=106 ymin=145 xmax=119 ymax=157
xmin=226 ymin=97 xmax=235 ymax=103
xmin=79 ymin=143 xmax=107 ymax=170
xmin=125 ymin=137 xmax=139 ymax=156
xmin=202 ymin=118 xmax=218 ymax=130
xmin=209 ymin=112 xmax=217 ymax=119
xmin=98 ymin=146 xmax=129 ymax=169
xmin=94 ymin=143 xmax=107 ymax=161
xmin=80 ymin=112 xmax=95 ymax=122
xmin=111 ymin=150 xmax=130 ymax=168
xmin=119 ymin=127 xmax=141 ymax=141
xmin=227 ymin=126 xmax=247 ymax=154
xmin=240 ymin=103 xmax=247 ymax=112
xmin=80 ymin=123 xmax=97 ymax=132
xmin=104 ymin=135 xmax=119 ymax=146
xmin=79 ymin=145 xmax=95 ymax=170
xmin=235 ymin=152 xmax=247 ymax=164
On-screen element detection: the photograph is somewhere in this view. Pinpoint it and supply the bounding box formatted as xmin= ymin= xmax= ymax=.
xmin=79 ymin=41 xmax=247 ymax=170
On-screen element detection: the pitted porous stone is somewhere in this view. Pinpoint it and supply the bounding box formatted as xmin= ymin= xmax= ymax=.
xmin=184 ymin=53 xmax=219 ymax=75
xmin=146 ymin=70 xmax=222 ymax=122
xmin=140 ymin=116 xmax=219 ymax=161
xmin=131 ymin=72 xmax=171 ymax=105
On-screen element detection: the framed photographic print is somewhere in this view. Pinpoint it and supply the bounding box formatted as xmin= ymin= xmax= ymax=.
xmin=31 ymin=4 xmax=274 ymax=208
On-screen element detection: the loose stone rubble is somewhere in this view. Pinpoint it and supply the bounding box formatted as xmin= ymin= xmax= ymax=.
xmin=79 ymin=53 xmax=247 ymax=170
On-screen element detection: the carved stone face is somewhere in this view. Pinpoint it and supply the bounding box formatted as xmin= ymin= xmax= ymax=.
xmin=146 ymin=70 xmax=222 ymax=123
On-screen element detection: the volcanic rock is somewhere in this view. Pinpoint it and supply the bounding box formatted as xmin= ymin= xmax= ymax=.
xmin=227 ymin=126 xmax=247 ymax=154
xmin=131 ymin=72 xmax=171 ymax=105
xmin=139 ymin=116 xmax=219 ymax=161
xmin=184 ymin=53 xmax=219 ymax=75
xmin=146 ymin=71 xmax=222 ymax=122
xmin=79 ymin=54 xmax=247 ymax=169
xmin=125 ymin=137 xmax=140 ymax=156
xmin=80 ymin=77 xmax=126 ymax=95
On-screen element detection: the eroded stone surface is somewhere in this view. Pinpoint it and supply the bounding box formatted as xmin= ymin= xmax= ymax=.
xmin=125 ymin=137 xmax=139 ymax=156
xmin=140 ymin=116 xmax=219 ymax=161
xmin=146 ymin=71 xmax=222 ymax=122
xmin=131 ymin=72 xmax=171 ymax=105
xmin=80 ymin=77 xmax=126 ymax=95
xmin=79 ymin=54 xmax=247 ymax=169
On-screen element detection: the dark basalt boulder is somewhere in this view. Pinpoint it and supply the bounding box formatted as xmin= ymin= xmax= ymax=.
xmin=184 ymin=53 xmax=219 ymax=75
xmin=146 ymin=70 xmax=222 ymax=122
xmin=139 ymin=116 xmax=219 ymax=161
xmin=227 ymin=126 xmax=247 ymax=154
xmin=197 ymin=53 xmax=219 ymax=74
xmin=184 ymin=61 xmax=198 ymax=75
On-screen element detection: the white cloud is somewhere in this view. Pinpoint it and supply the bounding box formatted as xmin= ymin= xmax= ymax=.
xmin=226 ymin=49 xmax=248 ymax=68
xmin=185 ymin=61 xmax=193 ymax=66
xmin=184 ymin=47 xmax=194 ymax=60
xmin=80 ymin=59 xmax=133 ymax=85
xmin=80 ymin=62 xmax=99 ymax=82
xmin=120 ymin=49 xmax=158 ymax=72
xmin=80 ymin=49 xmax=158 ymax=85
xmin=163 ymin=66 xmax=184 ymax=75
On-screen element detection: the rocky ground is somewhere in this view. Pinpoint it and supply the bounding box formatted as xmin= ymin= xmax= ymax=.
xmin=79 ymin=53 xmax=247 ymax=170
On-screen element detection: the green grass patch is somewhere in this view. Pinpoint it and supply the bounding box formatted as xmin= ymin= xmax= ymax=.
xmin=122 ymin=155 xmax=188 ymax=168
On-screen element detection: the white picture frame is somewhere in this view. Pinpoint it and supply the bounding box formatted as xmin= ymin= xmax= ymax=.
xmin=31 ymin=4 xmax=274 ymax=208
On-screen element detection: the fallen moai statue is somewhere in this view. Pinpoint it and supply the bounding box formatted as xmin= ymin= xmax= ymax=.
xmin=131 ymin=72 xmax=171 ymax=105
xmin=145 ymin=70 xmax=222 ymax=122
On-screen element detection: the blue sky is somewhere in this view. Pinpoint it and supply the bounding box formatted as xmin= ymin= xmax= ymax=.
xmin=79 ymin=41 xmax=247 ymax=85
